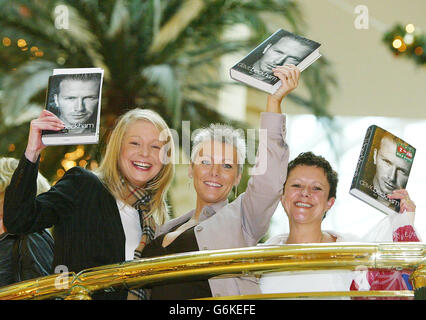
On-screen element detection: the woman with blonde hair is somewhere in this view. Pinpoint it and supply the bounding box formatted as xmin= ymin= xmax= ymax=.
xmin=3 ymin=108 xmax=175 ymax=299
xmin=96 ymin=109 xmax=175 ymax=249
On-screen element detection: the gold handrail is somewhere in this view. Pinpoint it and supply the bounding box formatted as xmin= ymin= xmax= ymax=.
xmin=0 ymin=273 xmax=76 ymax=300
xmin=0 ymin=242 xmax=424 ymax=300
xmin=411 ymin=265 xmax=425 ymax=292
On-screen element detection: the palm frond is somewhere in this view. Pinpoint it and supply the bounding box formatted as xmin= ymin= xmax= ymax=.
xmin=1 ymin=60 xmax=56 ymax=124
xmin=149 ymin=0 xmax=206 ymax=54
xmin=106 ymin=0 xmax=130 ymax=39
xmin=55 ymin=4 xmax=107 ymax=72
xmin=0 ymin=0 xmax=338 ymax=187
xmin=142 ymin=64 xmax=182 ymax=128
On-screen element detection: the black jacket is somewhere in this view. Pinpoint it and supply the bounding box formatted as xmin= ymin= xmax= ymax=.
xmin=4 ymin=155 xmax=127 ymax=299
xmin=0 ymin=230 xmax=54 ymax=287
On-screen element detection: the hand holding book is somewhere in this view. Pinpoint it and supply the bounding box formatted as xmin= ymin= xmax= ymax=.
xmin=41 ymin=68 xmax=104 ymax=146
xmin=230 ymin=28 xmax=320 ymax=94
xmin=272 ymin=64 xmax=300 ymax=97
xmin=266 ymin=64 xmax=300 ymax=113
xmin=349 ymin=125 xmax=416 ymax=215
xmin=387 ymin=189 xmax=416 ymax=213
xmin=25 ymin=110 xmax=65 ymax=162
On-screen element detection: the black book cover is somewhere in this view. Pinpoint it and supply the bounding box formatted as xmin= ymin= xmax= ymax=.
xmin=41 ymin=68 xmax=104 ymax=145
xmin=230 ymin=28 xmax=321 ymax=94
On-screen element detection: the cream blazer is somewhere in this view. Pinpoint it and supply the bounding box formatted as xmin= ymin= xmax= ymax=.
xmin=155 ymin=112 xmax=289 ymax=297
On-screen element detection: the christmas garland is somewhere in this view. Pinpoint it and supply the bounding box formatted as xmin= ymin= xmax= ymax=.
xmin=383 ymin=23 xmax=425 ymax=65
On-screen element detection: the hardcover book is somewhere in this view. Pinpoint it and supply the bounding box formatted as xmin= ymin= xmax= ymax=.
xmin=349 ymin=125 xmax=416 ymax=215
xmin=41 ymin=68 xmax=104 ymax=145
xmin=229 ymin=28 xmax=321 ymax=94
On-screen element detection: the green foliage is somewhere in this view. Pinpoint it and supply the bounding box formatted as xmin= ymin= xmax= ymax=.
xmin=383 ymin=23 xmax=425 ymax=65
xmin=0 ymin=0 xmax=337 ymax=193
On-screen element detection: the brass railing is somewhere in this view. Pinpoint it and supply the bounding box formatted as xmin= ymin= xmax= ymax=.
xmin=0 ymin=242 xmax=424 ymax=300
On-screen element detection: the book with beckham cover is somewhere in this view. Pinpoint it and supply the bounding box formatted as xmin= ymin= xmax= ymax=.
xmin=41 ymin=68 xmax=104 ymax=145
xmin=349 ymin=125 xmax=416 ymax=215
xmin=229 ymin=28 xmax=321 ymax=94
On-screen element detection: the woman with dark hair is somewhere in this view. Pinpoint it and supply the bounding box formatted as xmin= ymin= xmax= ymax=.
xmin=259 ymin=151 xmax=420 ymax=298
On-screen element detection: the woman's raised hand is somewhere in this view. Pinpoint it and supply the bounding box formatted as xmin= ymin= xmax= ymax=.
xmin=25 ymin=110 xmax=65 ymax=162
xmin=267 ymin=64 xmax=301 ymax=113
xmin=387 ymin=189 xmax=416 ymax=213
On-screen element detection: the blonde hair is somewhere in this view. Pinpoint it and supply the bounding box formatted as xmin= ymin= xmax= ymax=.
xmin=0 ymin=157 xmax=51 ymax=194
xmin=95 ymin=108 xmax=175 ymax=225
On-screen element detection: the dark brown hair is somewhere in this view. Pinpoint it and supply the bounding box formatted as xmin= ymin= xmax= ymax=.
xmin=286 ymin=151 xmax=338 ymax=199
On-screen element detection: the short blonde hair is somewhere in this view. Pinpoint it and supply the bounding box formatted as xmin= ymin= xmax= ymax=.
xmin=191 ymin=123 xmax=246 ymax=174
xmin=95 ymin=108 xmax=175 ymax=225
xmin=0 ymin=157 xmax=51 ymax=194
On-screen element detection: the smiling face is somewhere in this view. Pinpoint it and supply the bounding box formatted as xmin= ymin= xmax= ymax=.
xmin=190 ymin=140 xmax=241 ymax=209
xmin=55 ymin=79 xmax=99 ymax=126
xmin=282 ymin=165 xmax=335 ymax=226
xmin=118 ymin=120 xmax=164 ymax=187
xmin=373 ymin=136 xmax=410 ymax=195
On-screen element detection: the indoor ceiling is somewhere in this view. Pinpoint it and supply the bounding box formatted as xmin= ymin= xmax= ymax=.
xmin=245 ymin=0 xmax=425 ymax=119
